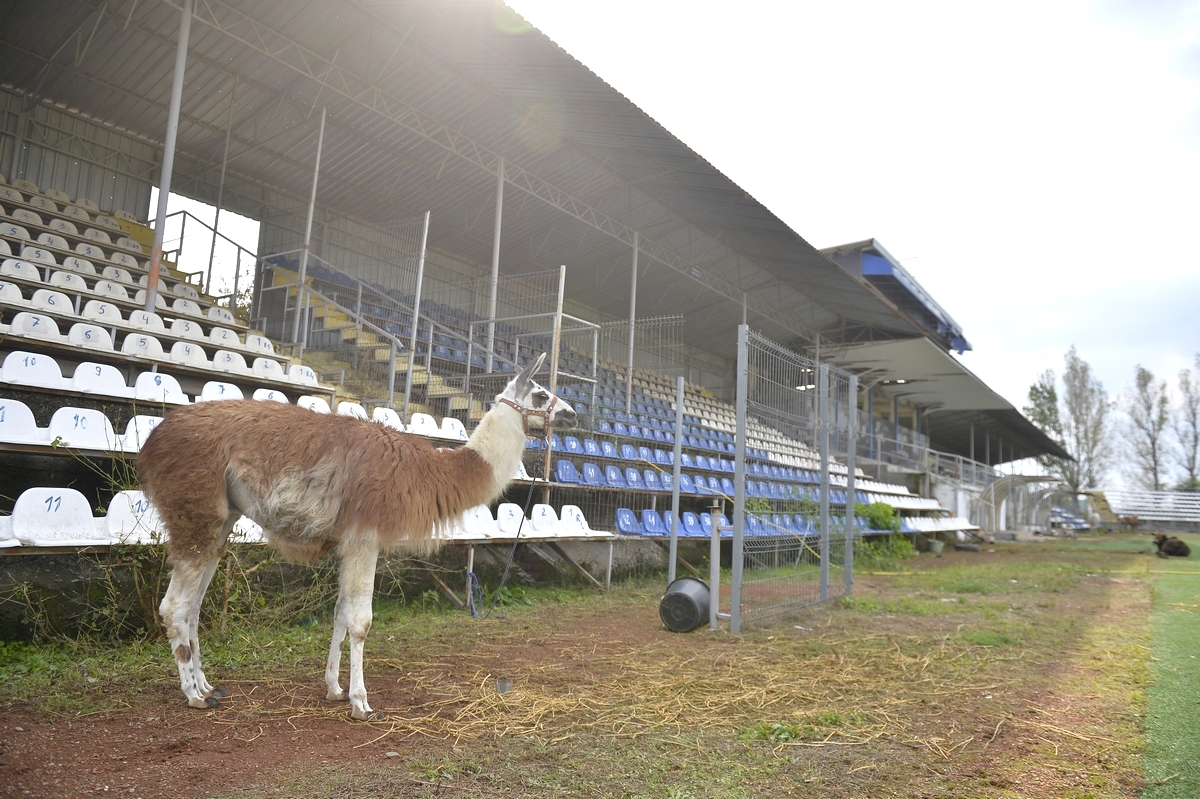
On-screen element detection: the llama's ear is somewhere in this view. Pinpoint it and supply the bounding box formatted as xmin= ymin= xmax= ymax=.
xmin=515 ymin=353 xmax=542 ymax=388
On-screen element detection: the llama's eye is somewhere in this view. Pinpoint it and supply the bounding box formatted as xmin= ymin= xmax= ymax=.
xmin=532 ymin=390 xmax=550 ymax=407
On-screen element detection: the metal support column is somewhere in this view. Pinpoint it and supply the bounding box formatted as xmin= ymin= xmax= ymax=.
xmin=667 ymin=375 xmax=685 ymax=584
xmin=292 ymin=107 xmax=326 ymax=351
xmin=145 ymin=0 xmax=192 ymax=312
xmin=845 ymin=375 xmax=858 ymax=596
xmin=818 ymin=364 xmax=830 ymax=602
xmin=206 ymin=76 xmax=236 ymax=295
xmin=401 ymin=211 xmax=431 ymax=423
xmin=485 ymin=156 xmax=503 ymax=373
xmin=9 ymin=111 xmax=27 ymax=185
xmin=625 ymin=231 xmax=638 ymax=413
xmin=730 ymin=324 xmax=749 ymax=633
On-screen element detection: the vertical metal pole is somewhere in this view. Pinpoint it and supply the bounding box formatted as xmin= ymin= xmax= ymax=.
xmin=206 ymin=77 xmax=236 ymax=295
xmin=542 ymin=265 xmax=566 ymax=501
xmin=818 ymin=364 xmax=830 ymax=602
xmin=465 ymin=545 xmax=475 ymax=605
xmin=388 ymin=340 xmax=397 ymax=407
xmin=230 ymin=247 xmax=241 ymax=318
xmin=893 ymin=395 xmax=900 ymax=453
xmin=845 ymin=375 xmax=858 ymax=596
xmin=667 ymin=374 xmax=685 ymax=584
xmin=9 ymin=110 xmax=27 ymax=184
xmin=731 ymin=324 xmax=749 ymax=633
xmin=146 ymin=0 xmax=192 ymax=312
xmin=867 ymin=384 xmax=874 ymax=460
xmin=485 ymin=156 xmax=504 ymax=373
xmin=401 ymin=211 xmax=431 ymax=424
xmin=625 ymin=231 xmax=638 ymax=413
xmin=290 ymin=107 xmax=326 ymax=344
xmin=709 ymin=497 xmax=721 ymax=632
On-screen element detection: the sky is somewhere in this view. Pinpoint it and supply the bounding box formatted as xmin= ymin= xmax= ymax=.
xmin=504 ymin=0 xmax=1200 ymax=418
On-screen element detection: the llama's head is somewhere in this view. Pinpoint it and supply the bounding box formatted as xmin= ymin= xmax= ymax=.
xmin=496 ymin=352 xmax=577 ymax=433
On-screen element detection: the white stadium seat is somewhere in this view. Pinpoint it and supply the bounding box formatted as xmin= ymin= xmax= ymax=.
xmin=208 ymin=327 xmax=240 ymax=348
xmin=560 ymin=505 xmax=592 ymax=534
xmin=1 ymin=258 xmax=43 ymax=282
xmin=244 ymin=334 xmax=274 ymax=353
xmin=461 ymin=505 xmax=497 ymax=537
xmin=110 ymin=251 xmax=139 ymax=269
xmin=170 ymin=317 xmax=206 ymax=341
xmin=114 ymin=209 xmax=137 ymax=222
xmin=121 ymin=332 xmax=166 ymax=360
xmin=117 ymin=236 xmax=143 ymax=253
xmin=94 ymin=280 xmax=130 ymax=301
xmin=37 ymin=232 xmax=69 ymax=250
xmin=20 ymin=246 xmax=56 ymax=266
xmin=198 ymin=381 xmax=243 ymax=402
xmin=407 ymin=412 xmax=438 ymax=437
xmin=172 ymin=298 xmax=201 ymax=316
xmin=97 ymin=216 xmax=122 ymax=232
xmin=104 ymin=490 xmax=164 ymax=545
xmin=1 ymin=351 xmax=68 ymax=389
xmin=289 ymin=364 xmax=318 ymax=385
xmin=530 ymin=504 xmax=563 ymax=536
xmin=336 ymin=401 xmax=368 ymax=420
xmin=61 ymin=255 xmax=94 ymax=274
xmin=230 ymin=516 xmax=264 ymax=544
xmin=0 ymin=186 xmax=24 ymax=203
xmin=48 ymin=406 xmax=119 ymax=450
xmin=102 ymin=266 xmax=132 ymax=283
xmin=48 ymin=270 xmax=87 ymax=291
xmin=495 ymin=503 xmax=527 ymax=536
xmin=138 ymin=274 xmax=167 ymax=292
xmin=252 ymin=388 xmax=289 ymax=403
xmin=119 ymin=415 xmax=162 ymax=452
xmin=75 ymin=197 xmax=101 ymax=213
xmin=439 ymin=416 xmax=468 ymax=441
xmin=49 ymin=218 xmax=79 ymax=236
xmin=12 ymin=179 xmax=38 ymax=194
xmin=12 ymin=487 xmax=107 ymax=547
xmin=72 ymin=361 xmax=135 ymax=399
xmin=63 ymin=205 xmax=90 ymax=223
xmin=372 ymin=407 xmax=405 ymax=429
xmin=297 ymin=395 xmax=331 ymax=414
xmin=170 ymin=340 xmax=210 ymax=369
xmin=128 ymin=310 xmax=166 ymax=332
xmin=44 ymin=188 xmax=70 ymax=204
xmin=75 ymin=242 xmax=106 ymax=260
xmin=134 ymin=289 xmax=168 ymax=310
xmin=0 ymin=397 xmax=49 ymax=445
xmin=0 ymin=240 xmax=10 ymax=257
xmin=251 ymin=357 xmax=284 ymax=380
xmin=10 ymin=312 xmax=63 ymax=342
xmin=133 ymin=371 xmax=189 ymax=404
xmin=208 ymin=306 xmax=235 ymax=325
xmin=0 ymin=280 xmax=26 ymax=306
xmin=11 ymin=209 xmax=42 ymax=227
xmin=212 ymin=349 xmax=248 ymax=374
xmin=172 ymin=282 xmax=200 ymax=300
xmin=68 ymin=322 xmax=114 ymax=352
xmin=29 ymin=196 xmax=57 ymax=214
xmin=0 ymin=222 xmax=30 ymax=241
xmin=30 ymin=288 xmax=75 ymax=316
xmin=84 ymin=228 xmax=112 ymax=245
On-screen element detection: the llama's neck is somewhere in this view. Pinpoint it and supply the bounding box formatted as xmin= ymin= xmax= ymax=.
xmin=463 ymin=404 xmax=530 ymax=502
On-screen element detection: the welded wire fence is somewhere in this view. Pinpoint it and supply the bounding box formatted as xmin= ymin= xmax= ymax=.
xmin=730 ymin=326 xmax=859 ymax=632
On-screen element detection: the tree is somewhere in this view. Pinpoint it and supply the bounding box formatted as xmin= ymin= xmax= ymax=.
xmin=1024 ymin=347 xmax=1112 ymax=491
xmin=1123 ymin=365 xmax=1172 ymax=491
xmin=1175 ymin=356 xmax=1200 ymax=490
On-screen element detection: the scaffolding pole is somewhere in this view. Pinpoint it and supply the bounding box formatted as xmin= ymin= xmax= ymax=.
xmin=291 ymin=107 xmax=326 ymax=349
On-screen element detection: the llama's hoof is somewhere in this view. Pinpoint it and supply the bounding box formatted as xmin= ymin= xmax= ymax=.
xmin=350 ymin=707 xmax=382 ymax=722
xmin=206 ymin=687 xmax=228 ymax=699
xmin=187 ymin=696 xmax=220 ymax=709
xmin=326 ymin=689 xmax=348 ymax=702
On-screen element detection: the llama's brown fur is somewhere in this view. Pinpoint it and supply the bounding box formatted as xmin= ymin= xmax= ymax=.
xmin=139 ymin=400 xmax=493 ymax=564
xmin=138 ymin=353 xmax=574 ymax=719
xmin=1153 ymin=533 xmax=1191 ymax=558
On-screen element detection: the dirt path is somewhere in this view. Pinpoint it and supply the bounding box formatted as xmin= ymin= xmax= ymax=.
xmin=0 ymin=543 xmax=1156 ymax=798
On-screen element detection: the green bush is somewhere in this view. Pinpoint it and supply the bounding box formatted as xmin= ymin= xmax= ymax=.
xmin=854 ymin=535 xmax=917 ymax=571
xmin=855 ymin=501 xmax=901 ymax=532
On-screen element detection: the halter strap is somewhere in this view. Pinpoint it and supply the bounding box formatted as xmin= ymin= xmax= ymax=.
xmin=498 ymin=394 xmax=559 ymax=440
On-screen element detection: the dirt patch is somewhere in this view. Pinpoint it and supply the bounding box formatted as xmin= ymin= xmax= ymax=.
xmin=1 ymin=543 xmax=1154 ymax=798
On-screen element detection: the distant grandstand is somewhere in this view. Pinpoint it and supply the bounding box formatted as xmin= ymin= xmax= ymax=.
xmin=0 ymin=1 xmax=1071 ymax=621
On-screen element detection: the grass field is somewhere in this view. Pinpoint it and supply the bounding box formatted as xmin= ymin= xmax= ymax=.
xmin=1 ymin=532 xmax=1198 ymax=798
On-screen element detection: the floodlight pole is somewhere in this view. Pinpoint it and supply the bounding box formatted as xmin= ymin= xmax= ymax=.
xmin=401 ymin=211 xmax=431 ymax=423
xmin=730 ymin=324 xmax=749 ymax=634
xmin=145 ymin=0 xmax=192 ymax=313
xmin=292 ymin=107 xmax=326 ymax=350
xmin=818 ymin=364 xmax=830 ymax=602
xmin=206 ymin=77 xmax=236 ymax=295
xmin=542 ymin=264 xmax=566 ymax=504
xmin=625 ymin=231 xmax=638 ymax=413
xmin=485 ymin=156 xmax=504 ymax=372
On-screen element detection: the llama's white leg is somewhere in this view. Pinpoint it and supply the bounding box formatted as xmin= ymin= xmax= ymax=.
xmin=324 ymin=588 xmax=349 ymax=702
xmin=161 ymin=557 xmax=220 ymax=709
xmin=338 ymin=545 xmax=379 ymax=720
xmin=188 ymin=551 xmax=225 ymax=699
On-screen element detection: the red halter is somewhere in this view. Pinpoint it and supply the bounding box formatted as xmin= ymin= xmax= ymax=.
xmin=498 ymin=394 xmax=559 ymax=440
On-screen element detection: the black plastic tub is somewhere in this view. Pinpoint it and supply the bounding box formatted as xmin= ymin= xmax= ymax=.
xmin=659 ymin=577 xmax=710 ymax=632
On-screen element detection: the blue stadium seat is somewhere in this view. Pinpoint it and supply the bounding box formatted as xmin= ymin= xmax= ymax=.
xmin=692 ymin=475 xmax=711 ymax=495
xmin=624 ymin=467 xmax=643 ymax=490
xmin=678 ymin=474 xmax=696 ymax=494
xmin=745 ymin=481 xmax=760 ymax=498
xmin=613 ymin=422 xmax=629 ymax=437
xmin=564 ymin=435 xmax=582 ymax=454
xmin=643 ymin=469 xmax=663 ymax=491
xmin=555 ymin=459 xmax=580 ymax=484
xmin=641 ymin=509 xmax=668 ymax=536
xmin=694 ymin=455 xmax=710 ymax=471
xmin=581 ymin=462 xmax=604 ymax=487
xmin=602 ymin=441 xmax=619 ymax=459
xmin=550 ymin=434 xmax=563 ymax=451
xmin=604 ymin=464 xmax=627 ymax=488
xmin=700 ymin=513 xmax=713 ymax=537
xmin=583 ymin=438 xmax=601 ymax=457
xmin=597 ymin=420 xmax=613 ymax=435
xmin=721 ymin=477 xmax=736 ymax=496
xmin=619 ymin=443 xmax=638 ymax=460
xmin=638 ymin=445 xmax=653 ymax=462
xmin=682 ymin=512 xmax=703 ymax=538
xmin=680 ymin=453 xmax=695 ymax=469
xmin=654 ymin=448 xmax=671 ymax=465
xmin=660 ymin=472 xmax=674 ymax=493
xmin=615 ymin=508 xmax=643 ymax=535
xmin=628 ymin=424 xmax=641 ymax=438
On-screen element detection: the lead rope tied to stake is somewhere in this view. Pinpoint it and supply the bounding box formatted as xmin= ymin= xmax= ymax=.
xmin=467 ymin=421 xmax=550 ymax=620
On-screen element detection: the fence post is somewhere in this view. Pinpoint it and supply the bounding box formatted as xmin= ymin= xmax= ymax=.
xmin=667 ymin=374 xmax=685 ymax=585
xmin=730 ymin=324 xmax=749 ymax=633
xmin=709 ymin=497 xmax=722 ymax=632
xmin=819 ymin=363 xmax=830 ymax=603
xmin=845 ymin=374 xmax=857 ymax=596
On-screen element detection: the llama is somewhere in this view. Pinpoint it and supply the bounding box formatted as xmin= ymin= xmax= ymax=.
xmin=1153 ymin=533 xmax=1191 ymax=558
xmin=138 ymin=353 xmax=575 ymax=720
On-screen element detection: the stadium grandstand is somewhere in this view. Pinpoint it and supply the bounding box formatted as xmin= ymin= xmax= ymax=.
xmin=0 ymin=0 xmax=1071 ymax=616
